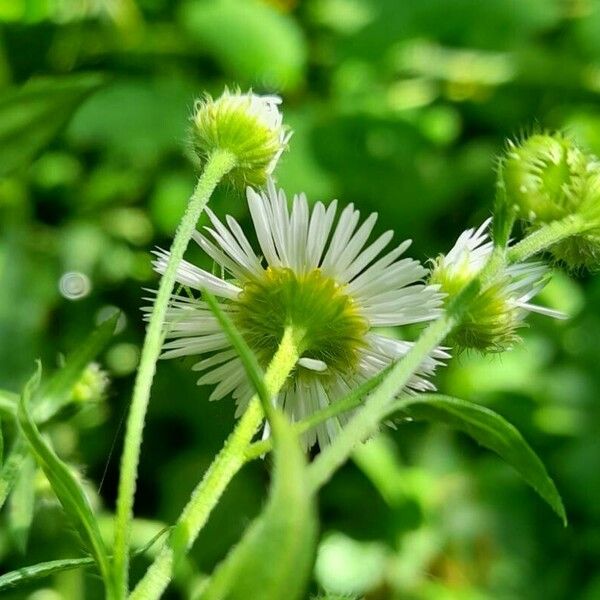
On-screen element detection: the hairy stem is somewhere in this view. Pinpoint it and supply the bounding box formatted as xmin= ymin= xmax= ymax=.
xmin=113 ymin=149 xmax=236 ymax=597
xmin=305 ymin=214 xmax=588 ymax=490
xmin=507 ymin=214 xmax=587 ymax=263
xmin=130 ymin=326 xmax=302 ymax=600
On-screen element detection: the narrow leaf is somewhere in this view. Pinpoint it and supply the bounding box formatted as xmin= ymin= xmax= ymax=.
xmin=0 ymin=74 xmax=104 ymax=176
xmin=0 ymin=438 xmax=29 ymax=510
xmin=35 ymin=312 xmax=119 ymax=422
xmin=8 ymin=454 xmax=36 ymax=553
xmin=198 ymin=413 xmax=317 ymax=600
xmin=390 ymin=394 xmax=567 ymax=525
xmin=17 ymin=363 xmax=112 ymax=582
xmin=0 ymin=556 xmax=94 ymax=591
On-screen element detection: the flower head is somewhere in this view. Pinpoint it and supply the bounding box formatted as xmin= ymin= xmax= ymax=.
xmin=151 ymin=181 xmax=445 ymax=449
xmin=191 ymin=89 xmax=291 ymax=188
xmin=429 ymin=220 xmax=565 ymax=352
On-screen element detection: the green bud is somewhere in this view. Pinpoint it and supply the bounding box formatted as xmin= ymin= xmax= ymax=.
xmin=502 ymin=133 xmax=590 ymax=222
xmin=190 ymin=88 xmax=291 ymax=188
xmin=502 ymin=132 xmax=600 ymax=270
xmin=71 ymin=362 xmax=109 ymax=404
xmin=548 ymin=170 xmax=600 ymax=270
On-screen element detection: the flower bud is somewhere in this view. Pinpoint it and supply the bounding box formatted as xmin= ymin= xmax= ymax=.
xmin=502 ymin=133 xmax=589 ymax=222
xmin=429 ymin=220 xmax=564 ymax=353
xmin=501 ymin=132 xmax=600 ymax=270
xmin=548 ymin=169 xmax=600 ymax=270
xmin=71 ymin=363 xmax=109 ymax=404
xmin=190 ymin=89 xmax=291 ymax=188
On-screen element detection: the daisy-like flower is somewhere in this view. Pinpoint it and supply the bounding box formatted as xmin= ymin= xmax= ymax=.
xmin=150 ymin=181 xmax=445 ymax=449
xmin=429 ymin=219 xmax=566 ymax=352
xmin=191 ymin=89 xmax=291 ymax=188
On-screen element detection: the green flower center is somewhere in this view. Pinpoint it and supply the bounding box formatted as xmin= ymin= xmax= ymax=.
xmin=234 ymin=267 xmax=368 ymax=376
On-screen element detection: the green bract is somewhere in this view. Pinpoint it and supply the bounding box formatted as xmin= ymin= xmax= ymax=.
xmin=191 ymin=89 xmax=290 ymax=188
xmin=235 ymin=267 xmax=368 ymax=380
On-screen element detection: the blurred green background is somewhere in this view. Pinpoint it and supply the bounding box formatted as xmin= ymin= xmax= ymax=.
xmin=1 ymin=0 xmax=600 ymax=598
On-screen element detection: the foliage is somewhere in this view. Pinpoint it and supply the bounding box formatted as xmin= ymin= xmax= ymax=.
xmin=2 ymin=2 xmax=600 ymax=600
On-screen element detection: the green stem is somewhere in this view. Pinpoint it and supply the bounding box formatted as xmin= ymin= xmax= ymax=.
xmin=130 ymin=326 xmax=302 ymax=600
xmin=507 ymin=214 xmax=587 ymax=263
xmin=113 ymin=149 xmax=236 ymax=598
xmin=305 ymin=214 xmax=588 ymax=491
xmin=306 ymin=310 xmax=459 ymax=492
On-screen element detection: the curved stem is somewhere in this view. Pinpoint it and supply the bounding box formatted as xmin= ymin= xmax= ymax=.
xmin=130 ymin=326 xmax=302 ymax=600
xmin=113 ymin=149 xmax=236 ymax=598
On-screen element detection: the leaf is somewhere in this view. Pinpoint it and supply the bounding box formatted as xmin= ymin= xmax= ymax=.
xmin=197 ymin=412 xmax=317 ymax=600
xmin=35 ymin=311 xmax=119 ymax=422
xmin=0 ymin=556 xmax=94 ymax=592
xmin=0 ymin=74 xmax=104 ymax=177
xmin=0 ymin=438 xmax=29 ymax=510
xmin=181 ymin=0 xmax=306 ymax=91
xmin=8 ymin=454 xmax=36 ymax=553
xmin=0 ymin=389 xmax=18 ymax=421
xmin=0 ymin=524 xmax=170 ymax=593
xmin=391 ymin=394 xmax=567 ymax=525
xmin=17 ymin=363 xmax=112 ymax=583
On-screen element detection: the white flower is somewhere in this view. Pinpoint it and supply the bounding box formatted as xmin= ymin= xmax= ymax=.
xmin=150 ymin=181 xmax=445 ymax=449
xmin=191 ymin=90 xmax=291 ymax=187
xmin=430 ymin=218 xmax=566 ymax=352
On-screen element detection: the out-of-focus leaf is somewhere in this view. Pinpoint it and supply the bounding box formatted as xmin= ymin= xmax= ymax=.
xmin=67 ymin=77 xmax=197 ymax=165
xmin=0 ymin=389 xmax=17 ymax=421
xmin=181 ymin=0 xmax=306 ymax=90
xmin=0 ymin=438 xmax=29 ymax=510
xmin=391 ymin=394 xmax=567 ymax=525
xmin=197 ymin=412 xmax=317 ymax=600
xmin=35 ymin=312 xmax=119 ymax=422
xmin=0 ymin=556 xmax=94 ymax=592
xmin=0 ymin=74 xmax=104 ymax=177
xmin=17 ymin=363 xmax=111 ymax=584
xmin=8 ymin=453 xmax=36 ymax=553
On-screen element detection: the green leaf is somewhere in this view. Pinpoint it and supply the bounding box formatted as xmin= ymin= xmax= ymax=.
xmin=391 ymin=394 xmax=567 ymax=525
xmin=181 ymin=0 xmax=306 ymax=91
xmin=17 ymin=363 xmax=112 ymax=583
xmin=197 ymin=412 xmax=317 ymax=600
xmin=0 ymin=524 xmax=170 ymax=593
xmin=0 ymin=74 xmax=104 ymax=177
xmin=35 ymin=311 xmax=119 ymax=422
xmin=8 ymin=454 xmax=36 ymax=553
xmin=0 ymin=389 xmax=18 ymax=421
xmin=0 ymin=556 xmax=95 ymax=592
xmin=0 ymin=438 xmax=29 ymax=510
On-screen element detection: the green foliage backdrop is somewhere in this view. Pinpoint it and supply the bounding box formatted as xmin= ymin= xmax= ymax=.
xmin=1 ymin=1 xmax=600 ymax=598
